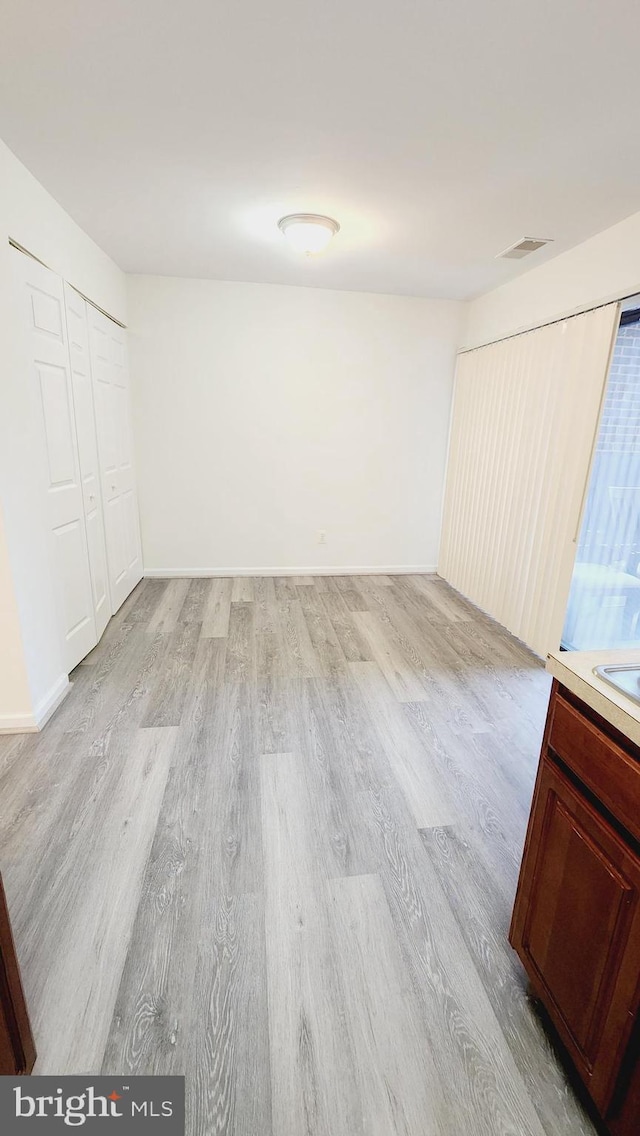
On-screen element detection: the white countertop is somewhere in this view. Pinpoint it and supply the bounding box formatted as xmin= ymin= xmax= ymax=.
xmin=547 ymin=648 xmax=640 ymax=748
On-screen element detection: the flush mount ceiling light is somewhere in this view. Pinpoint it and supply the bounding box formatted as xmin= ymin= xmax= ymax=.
xmin=277 ymin=213 xmax=340 ymax=256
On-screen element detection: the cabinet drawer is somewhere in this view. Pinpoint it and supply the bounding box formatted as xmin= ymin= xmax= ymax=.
xmin=549 ymin=695 xmax=640 ymax=845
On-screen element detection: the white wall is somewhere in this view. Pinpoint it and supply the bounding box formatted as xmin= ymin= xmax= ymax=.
xmin=464 ymin=207 xmax=640 ymax=349
xmin=0 ymin=138 xmax=126 ymax=727
xmin=128 ymin=275 xmax=463 ymax=575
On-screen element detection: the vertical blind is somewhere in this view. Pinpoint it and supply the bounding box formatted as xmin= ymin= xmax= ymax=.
xmin=439 ymin=303 xmax=619 ymax=658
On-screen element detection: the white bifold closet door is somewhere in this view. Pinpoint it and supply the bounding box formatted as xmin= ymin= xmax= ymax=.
xmin=439 ymin=303 xmax=620 ymax=659
xmin=63 ymin=283 xmax=110 ymax=639
xmin=12 ymin=249 xmax=97 ymax=671
xmin=88 ymin=306 xmax=143 ymax=612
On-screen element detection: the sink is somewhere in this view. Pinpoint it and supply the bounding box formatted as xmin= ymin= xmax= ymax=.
xmin=593 ymin=664 xmax=640 ymax=705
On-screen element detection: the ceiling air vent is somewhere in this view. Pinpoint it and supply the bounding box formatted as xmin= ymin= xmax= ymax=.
xmin=496 ymin=237 xmax=553 ymax=260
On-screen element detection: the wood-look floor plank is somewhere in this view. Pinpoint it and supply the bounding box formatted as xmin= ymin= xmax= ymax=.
xmin=253 ymin=576 xmax=278 ymax=633
xmin=79 ymin=606 xmax=142 ymax=670
xmin=403 ymin=698 xmax=532 ymax=889
xmin=294 ymin=681 xmax=378 ymax=879
xmin=402 ymin=573 xmax=475 ymax=622
xmin=225 ymin=602 xmax=257 ymax=683
xmin=101 ymin=642 xmax=226 ymax=1078
xmin=297 ymin=587 xmax=349 ymax=679
xmin=362 ymin=578 xmax=465 ymax=670
xmin=254 ymin=577 xmax=289 ymax=680
xmin=254 ymin=676 xmax=304 ymax=756
xmin=75 ymin=627 xmax=169 ymax=737
xmin=141 ymin=624 xmax=201 ymax=727
xmin=321 ymin=590 xmax=371 ymax=661
xmin=260 ymin=751 xmax=363 ymax=1136
xmin=335 ymin=587 xmax=369 ymax=612
xmin=179 ymin=577 xmax=211 ymax=624
xmin=147 ymin=579 xmax=191 ymax=634
xmin=255 ymin=630 xmax=285 ymax=681
xmin=231 ymin=577 xmax=255 ymax=603
xmin=0 ymin=662 xmax=95 ymax=780
xmin=0 ymin=732 xmax=27 ymax=780
xmin=363 ymin=788 xmax=548 ymax=1136
xmin=187 ymin=894 xmax=271 ymax=1136
xmin=349 ymin=661 xmax=456 ymax=828
xmin=28 ymin=726 xmax=177 ymax=1072
xmin=351 ymin=610 xmax=429 ymax=701
xmin=78 ymin=580 xmax=157 ymax=669
xmin=105 ymin=716 xmax=267 ymax=1136
xmin=356 ymin=573 xmax=393 ymax=586
xmin=279 ymin=597 xmax=322 ymax=678
xmin=201 ymin=577 xmax=232 ymax=638
xmin=124 ymin=578 xmax=170 ymax=627
xmin=328 ymin=873 xmax=448 ymax=1135
xmin=421 ymin=825 xmax=597 ymax=1136
xmin=303 ymin=673 xmax=391 ymax=804
xmin=273 ymin=576 xmax=298 ymax=602
xmin=0 ymin=633 xmax=169 ymax=877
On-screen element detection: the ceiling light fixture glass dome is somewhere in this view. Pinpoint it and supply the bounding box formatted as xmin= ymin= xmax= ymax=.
xmin=277 ymin=213 xmax=340 ymax=256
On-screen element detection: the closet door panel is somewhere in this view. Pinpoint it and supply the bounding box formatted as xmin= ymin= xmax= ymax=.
xmin=12 ymin=249 xmax=97 ymax=671
xmin=113 ymin=326 xmax=142 ymax=584
xmin=105 ymin=496 xmax=127 ymax=592
xmin=85 ymin=508 xmax=109 ymax=629
xmin=88 ymin=307 xmax=142 ymax=612
xmin=55 ymin=521 xmax=92 ymax=637
xmin=63 ymin=284 xmax=110 ymax=639
xmin=122 ymin=489 xmax=140 ymax=576
xmin=38 ymin=364 xmax=75 ymax=490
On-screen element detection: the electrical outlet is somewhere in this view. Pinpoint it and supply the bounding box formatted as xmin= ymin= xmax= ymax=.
xmin=318 ymin=530 xmax=327 ymax=545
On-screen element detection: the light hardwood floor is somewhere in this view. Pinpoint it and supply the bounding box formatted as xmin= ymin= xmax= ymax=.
xmin=0 ymin=574 xmax=598 ymax=1135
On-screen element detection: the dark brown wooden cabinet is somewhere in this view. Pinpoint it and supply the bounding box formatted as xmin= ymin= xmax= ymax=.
xmin=511 ymin=681 xmax=640 ymax=1134
xmin=0 ymin=872 xmax=35 ymax=1074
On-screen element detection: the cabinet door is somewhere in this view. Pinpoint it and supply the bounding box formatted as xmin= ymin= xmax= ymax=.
xmin=0 ymin=874 xmax=36 ymax=1074
xmin=63 ymin=284 xmax=110 ymax=640
xmin=511 ymin=756 xmax=640 ymax=1114
xmin=88 ymin=307 xmax=142 ymax=613
xmin=12 ymin=248 xmax=97 ymax=671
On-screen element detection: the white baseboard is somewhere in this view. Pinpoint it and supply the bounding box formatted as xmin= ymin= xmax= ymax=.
xmin=143 ymin=565 xmax=438 ymax=579
xmin=35 ymin=675 xmax=71 ymax=728
xmin=0 ymin=674 xmax=70 ymax=734
xmin=0 ymin=713 xmax=39 ymax=734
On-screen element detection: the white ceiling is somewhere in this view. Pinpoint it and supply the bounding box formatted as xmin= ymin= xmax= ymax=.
xmin=2 ymin=0 xmax=640 ymax=300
